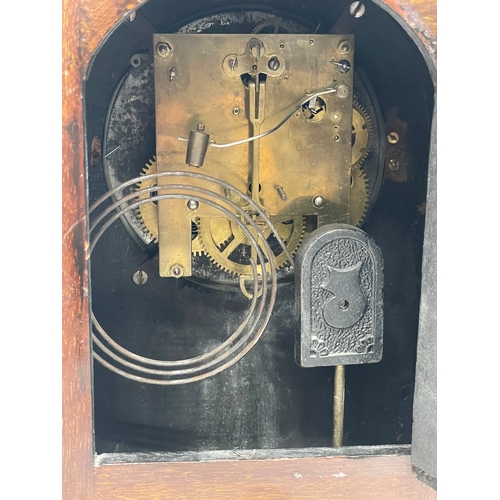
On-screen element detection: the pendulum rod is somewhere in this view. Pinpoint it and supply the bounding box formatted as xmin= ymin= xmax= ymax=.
xmin=333 ymin=364 xmax=345 ymax=447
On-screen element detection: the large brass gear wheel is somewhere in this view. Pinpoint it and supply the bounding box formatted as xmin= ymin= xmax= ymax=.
xmin=135 ymin=157 xmax=158 ymax=242
xmin=198 ymin=164 xmax=369 ymax=275
xmin=352 ymin=99 xmax=371 ymax=166
xmin=198 ymin=165 xmax=369 ymax=274
xmin=350 ymin=162 xmax=370 ymax=227
xmin=198 ymin=215 xmax=305 ymax=276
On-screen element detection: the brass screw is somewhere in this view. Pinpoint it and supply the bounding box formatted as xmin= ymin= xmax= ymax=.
xmin=387 ymin=132 xmax=400 ymax=144
xmin=156 ymin=42 xmax=172 ymax=57
xmin=338 ymin=40 xmax=351 ymax=54
xmin=268 ymin=56 xmax=280 ymax=71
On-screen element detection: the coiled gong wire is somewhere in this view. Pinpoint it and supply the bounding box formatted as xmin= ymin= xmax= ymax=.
xmin=88 ymin=171 xmax=294 ymax=385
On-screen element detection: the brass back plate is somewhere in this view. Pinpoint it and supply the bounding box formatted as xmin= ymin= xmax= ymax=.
xmin=154 ymin=34 xmax=354 ymax=277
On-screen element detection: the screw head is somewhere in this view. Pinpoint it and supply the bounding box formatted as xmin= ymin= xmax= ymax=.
xmin=132 ymin=270 xmax=148 ymax=285
xmin=309 ymin=39 xmax=315 ymax=45
xmin=349 ymin=2 xmax=366 ymax=18
xmin=268 ymin=56 xmax=280 ymax=71
xmin=197 ymin=123 xmax=205 ymax=131
xmin=171 ymin=266 xmax=184 ymax=277
xmin=387 ymin=132 xmax=400 ymax=144
xmin=388 ymin=158 xmax=400 ymax=171
xmin=233 ymin=107 xmax=240 ymax=115
xmin=187 ymin=199 xmax=199 ymax=210
xmin=156 ymin=42 xmax=172 ymax=57
xmin=313 ymin=196 xmax=325 ymax=208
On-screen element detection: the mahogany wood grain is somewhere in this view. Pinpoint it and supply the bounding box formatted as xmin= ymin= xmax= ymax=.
xmin=62 ymin=0 xmax=436 ymax=498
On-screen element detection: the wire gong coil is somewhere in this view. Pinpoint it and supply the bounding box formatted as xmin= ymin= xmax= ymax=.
xmin=89 ymin=171 xmax=292 ymax=384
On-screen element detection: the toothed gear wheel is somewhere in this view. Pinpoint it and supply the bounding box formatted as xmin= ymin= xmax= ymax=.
xmin=134 ymin=158 xmax=204 ymax=255
xmin=135 ymin=157 xmax=158 ymax=243
xmin=252 ymin=19 xmax=295 ymax=34
xmin=350 ymin=162 xmax=370 ymax=227
xmin=198 ymin=215 xmax=305 ymax=276
xmin=352 ymin=99 xmax=372 ymax=166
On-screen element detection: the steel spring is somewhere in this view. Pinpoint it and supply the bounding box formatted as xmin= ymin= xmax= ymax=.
xmin=88 ymin=171 xmax=293 ymax=384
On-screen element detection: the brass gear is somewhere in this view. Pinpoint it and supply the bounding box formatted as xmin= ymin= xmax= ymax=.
xmin=134 ymin=158 xmax=203 ymax=255
xmin=198 ymin=162 xmax=369 ymax=273
xmin=136 ymin=93 xmax=371 ymax=269
xmin=350 ymin=162 xmax=370 ymax=227
xmin=351 ymin=99 xmax=371 ymax=166
xmin=252 ymin=19 xmax=295 ymax=34
xmin=198 ymin=215 xmax=305 ymax=276
xmin=135 ymin=157 xmax=158 ymax=242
